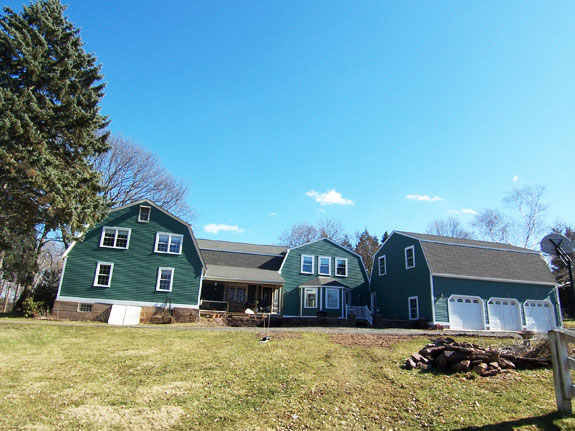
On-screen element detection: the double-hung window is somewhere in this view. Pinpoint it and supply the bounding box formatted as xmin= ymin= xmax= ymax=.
xmin=408 ymin=296 xmax=419 ymax=320
xmin=100 ymin=227 xmax=131 ymax=249
xmin=304 ymin=288 xmax=318 ymax=308
xmin=94 ymin=262 xmax=114 ymax=287
xmin=138 ymin=206 xmax=151 ymax=223
xmin=325 ymin=288 xmax=339 ymax=309
xmin=378 ymin=255 xmax=387 ymax=276
xmin=301 ymin=255 xmax=314 ymax=274
xmin=318 ymin=256 xmax=331 ymax=276
xmin=155 ymin=232 xmax=183 ymax=255
xmin=156 ymin=267 xmax=174 ymax=292
xmin=335 ymin=258 xmax=348 ymax=277
xmin=405 ymin=246 xmax=415 ymax=269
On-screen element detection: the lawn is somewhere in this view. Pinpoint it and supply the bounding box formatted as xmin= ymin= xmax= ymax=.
xmin=0 ymin=322 xmax=574 ymax=431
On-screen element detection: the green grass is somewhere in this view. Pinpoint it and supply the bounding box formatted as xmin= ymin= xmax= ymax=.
xmin=0 ymin=323 xmax=574 ymax=431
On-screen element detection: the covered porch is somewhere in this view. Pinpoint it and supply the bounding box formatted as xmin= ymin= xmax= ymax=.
xmin=200 ymin=280 xmax=283 ymax=315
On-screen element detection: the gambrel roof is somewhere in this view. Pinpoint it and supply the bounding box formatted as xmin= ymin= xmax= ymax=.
xmin=396 ymin=231 xmax=556 ymax=285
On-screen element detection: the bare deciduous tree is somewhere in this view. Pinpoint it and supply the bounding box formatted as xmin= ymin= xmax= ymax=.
xmin=93 ymin=135 xmax=195 ymax=222
xmin=503 ymin=184 xmax=548 ymax=248
xmin=278 ymin=219 xmax=351 ymax=248
xmin=426 ymin=217 xmax=473 ymax=239
xmin=472 ymin=209 xmax=511 ymax=243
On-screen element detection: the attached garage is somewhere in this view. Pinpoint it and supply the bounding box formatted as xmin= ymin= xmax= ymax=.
xmin=524 ymin=300 xmax=556 ymax=332
xmin=448 ymin=295 xmax=485 ymax=330
xmin=487 ymin=298 xmax=522 ymax=331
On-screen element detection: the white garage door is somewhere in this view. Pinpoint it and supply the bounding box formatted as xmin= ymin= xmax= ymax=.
xmin=524 ymin=300 xmax=556 ymax=332
xmin=487 ymin=298 xmax=521 ymax=331
xmin=448 ymin=296 xmax=485 ymax=330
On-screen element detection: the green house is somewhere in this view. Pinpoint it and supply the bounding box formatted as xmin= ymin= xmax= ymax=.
xmin=55 ymin=201 xmax=370 ymax=323
xmin=370 ymin=231 xmax=561 ymax=332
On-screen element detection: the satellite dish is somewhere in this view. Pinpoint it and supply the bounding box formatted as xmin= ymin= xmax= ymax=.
xmin=540 ymin=233 xmax=575 ymax=255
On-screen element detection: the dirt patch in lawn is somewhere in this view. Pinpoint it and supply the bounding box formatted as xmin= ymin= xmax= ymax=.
xmin=329 ymin=334 xmax=422 ymax=348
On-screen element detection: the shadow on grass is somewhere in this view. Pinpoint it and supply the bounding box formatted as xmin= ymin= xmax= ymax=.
xmin=455 ymin=412 xmax=566 ymax=431
xmin=0 ymin=312 xmax=18 ymax=319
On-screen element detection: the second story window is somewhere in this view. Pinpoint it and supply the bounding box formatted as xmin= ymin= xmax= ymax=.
xmin=318 ymin=256 xmax=331 ymax=275
xmin=100 ymin=227 xmax=131 ymax=249
xmin=378 ymin=255 xmax=386 ymax=276
xmin=155 ymin=232 xmax=183 ymax=255
xmin=335 ymin=258 xmax=348 ymax=277
xmin=93 ymin=262 xmax=114 ymax=287
xmin=301 ymin=255 xmax=314 ymax=274
xmin=138 ymin=206 xmax=151 ymax=223
xmin=405 ymin=246 xmax=415 ymax=269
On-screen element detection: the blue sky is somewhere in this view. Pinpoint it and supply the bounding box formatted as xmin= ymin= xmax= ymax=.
xmin=8 ymin=1 xmax=575 ymax=244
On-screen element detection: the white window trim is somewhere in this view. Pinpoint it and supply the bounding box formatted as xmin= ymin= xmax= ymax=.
xmin=93 ymin=262 xmax=114 ymax=288
xmin=138 ymin=205 xmax=151 ymax=223
xmin=318 ymin=256 xmax=331 ymax=276
xmin=156 ymin=267 xmax=175 ymax=292
xmin=408 ymin=296 xmax=419 ymax=320
xmin=154 ymin=232 xmax=184 ymax=255
xmin=300 ymin=255 xmax=314 ymax=274
xmin=378 ymin=255 xmax=386 ymax=276
xmin=325 ymin=288 xmax=340 ymax=309
xmin=405 ymin=246 xmax=415 ymax=269
xmin=99 ymin=226 xmax=131 ymax=249
xmin=303 ymin=287 xmax=318 ymax=308
xmin=335 ymin=257 xmax=348 ymax=277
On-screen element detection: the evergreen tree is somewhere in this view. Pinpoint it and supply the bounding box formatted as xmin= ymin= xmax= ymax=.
xmin=353 ymin=229 xmax=381 ymax=275
xmin=0 ymin=0 xmax=110 ymax=307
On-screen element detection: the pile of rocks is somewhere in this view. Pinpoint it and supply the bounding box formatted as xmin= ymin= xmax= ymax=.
xmin=404 ymin=337 xmax=550 ymax=377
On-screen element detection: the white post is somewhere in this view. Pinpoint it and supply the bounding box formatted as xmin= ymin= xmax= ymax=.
xmin=549 ymin=330 xmax=573 ymax=414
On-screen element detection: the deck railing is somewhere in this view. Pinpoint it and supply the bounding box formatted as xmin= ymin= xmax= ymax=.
xmin=347 ymin=305 xmax=373 ymax=326
xmin=549 ymin=328 xmax=575 ymax=413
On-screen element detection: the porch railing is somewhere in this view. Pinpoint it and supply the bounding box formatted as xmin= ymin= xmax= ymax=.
xmin=347 ymin=305 xmax=373 ymax=326
xmin=549 ymin=328 xmax=575 ymax=413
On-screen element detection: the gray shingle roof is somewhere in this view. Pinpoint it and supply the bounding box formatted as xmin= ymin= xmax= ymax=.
xmin=200 ymin=250 xmax=284 ymax=271
xmin=395 ymin=232 xmax=556 ymax=285
xmin=197 ymin=239 xmax=287 ymax=255
xmin=204 ymin=265 xmax=284 ymax=285
xmin=300 ymin=277 xmax=348 ymax=288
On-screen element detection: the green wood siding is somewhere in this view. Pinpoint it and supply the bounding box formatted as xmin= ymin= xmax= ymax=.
xmin=432 ymin=276 xmax=560 ymax=325
xmin=280 ymin=239 xmax=369 ymax=316
xmin=370 ymin=233 xmax=432 ymax=321
xmin=59 ymin=204 xmax=203 ymax=307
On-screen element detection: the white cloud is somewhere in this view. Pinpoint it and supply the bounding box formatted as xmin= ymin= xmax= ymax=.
xmin=406 ymin=194 xmax=443 ymax=202
xmin=513 ymin=175 xmax=519 ymax=182
xmin=306 ymin=189 xmax=354 ymax=206
xmin=447 ymin=209 xmax=460 ymax=215
xmin=461 ymin=208 xmax=478 ymax=215
xmin=268 ymin=212 xmax=278 ymax=216
xmin=204 ymin=223 xmax=245 ymax=235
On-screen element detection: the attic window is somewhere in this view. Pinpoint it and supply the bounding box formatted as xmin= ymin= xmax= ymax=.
xmin=100 ymin=227 xmax=131 ymax=249
xmin=378 ymin=255 xmax=386 ymax=276
xmin=155 ymin=232 xmax=183 ymax=255
xmin=138 ymin=206 xmax=151 ymax=223
xmin=405 ymin=246 xmax=415 ymax=269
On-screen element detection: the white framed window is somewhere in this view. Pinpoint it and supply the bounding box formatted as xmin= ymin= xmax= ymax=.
xmin=304 ymin=288 xmax=318 ymax=308
xmin=335 ymin=258 xmax=348 ymax=277
xmin=318 ymin=256 xmax=331 ymax=276
xmin=156 ymin=267 xmax=174 ymax=292
xmin=408 ymin=296 xmax=419 ymax=320
xmin=301 ymin=255 xmax=314 ymax=274
xmin=100 ymin=227 xmax=131 ymax=249
xmin=93 ymin=262 xmax=114 ymax=287
xmin=325 ymin=288 xmax=340 ymax=309
xmin=405 ymin=246 xmax=415 ymax=269
xmin=155 ymin=232 xmax=183 ymax=255
xmin=138 ymin=205 xmax=151 ymax=223
xmin=78 ymin=303 xmax=92 ymax=312
xmin=378 ymin=255 xmax=386 ymax=276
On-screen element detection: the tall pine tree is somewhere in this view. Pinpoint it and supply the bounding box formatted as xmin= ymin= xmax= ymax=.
xmin=354 ymin=229 xmax=381 ymax=275
xmin=0 ymin=0 xmax=110 ymax=307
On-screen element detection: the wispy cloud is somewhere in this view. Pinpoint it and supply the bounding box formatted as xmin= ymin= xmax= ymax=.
xmin=306 ymin=189 xmax=354 ymax=206
xmin=447 ymin=209 xmax=460 ymax=215
xmin=461 ymin=208 xmax=478 ymax=215
xmin=268 ymin=212 xmax=278 ymax=216
xmin=513 ymin=175 xmax=518 ymax=182
xmin=406 ymin=194 xmax=443 ymax=202
xmin=204 ymin=223 xmax=245 ymax=235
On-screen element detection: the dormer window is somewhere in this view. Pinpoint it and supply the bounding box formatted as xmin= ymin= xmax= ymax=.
xmin=100 ymin=227 xmax=131 ymax=249
xmin=138 ymin=205 xmax=151 ymax=223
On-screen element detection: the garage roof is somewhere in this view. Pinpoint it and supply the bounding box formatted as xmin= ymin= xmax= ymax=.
xmin=397 ymin=232 xmax=556 ymax=285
